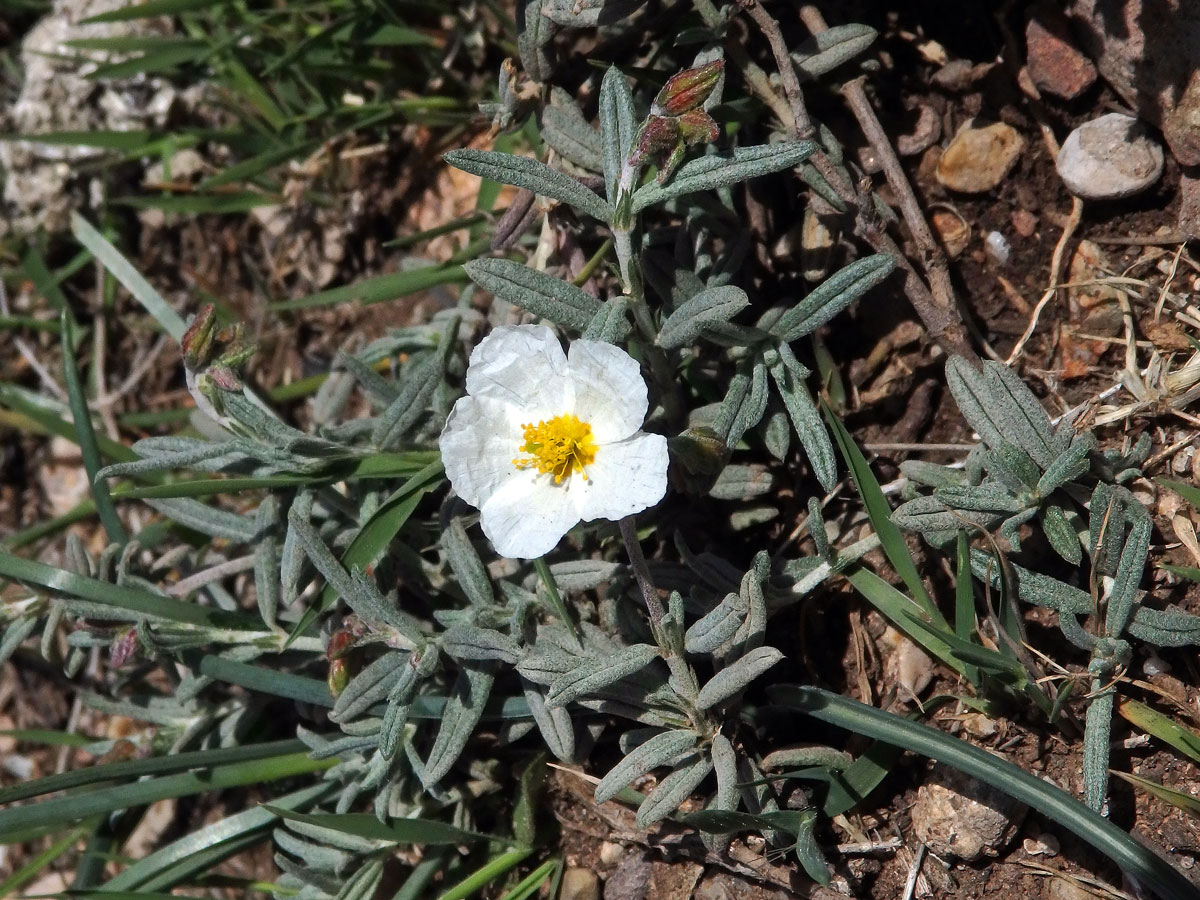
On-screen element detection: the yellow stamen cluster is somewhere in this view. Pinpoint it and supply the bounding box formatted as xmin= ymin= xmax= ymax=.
xmin=513 ymin=413 xmax=597 ymax=483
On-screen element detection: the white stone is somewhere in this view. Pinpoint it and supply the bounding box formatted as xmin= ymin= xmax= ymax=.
xmin=1056 ymin=113 xmax=1164 ymax=200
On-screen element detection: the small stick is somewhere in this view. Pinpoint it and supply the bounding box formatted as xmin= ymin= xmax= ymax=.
xmin=619 ymin=516 xmax=666 ymax=625
xmin=1007 ymin=197 xmax=1085 ymax=365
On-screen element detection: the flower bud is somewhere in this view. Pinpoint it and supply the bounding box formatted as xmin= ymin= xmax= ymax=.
xmin=652 ymin=59 xmax=724 ymax=116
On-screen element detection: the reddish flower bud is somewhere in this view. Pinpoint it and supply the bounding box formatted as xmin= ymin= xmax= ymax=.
xmin=652 ymin=59 xmax=724 ymax=116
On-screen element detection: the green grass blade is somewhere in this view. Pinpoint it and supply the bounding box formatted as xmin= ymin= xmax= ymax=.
xmin=1159 ymin=478 xmax=1200 ymax=511
xmin=0 ymin=381 xmax=138 ymax=462
xmin=61 ymin=311 xmax=127 ymax=546
xmin=436 ymin=848 xmax=532 ymax=900
xmin=114 ymin=191 xmax=281 ymax=214
xmin=102 ymin=783 xmax=333 ymax=892
xmin=0 ymin=551 xmax=258 ymax=629
xmin=1119 ymin=699 xmax=1200 ymax=765
xmin=0 ymin=738 xmax=305 ymax=805
xmin=0 ymin=752 xmax=333 ymax=840
xmin=1112 ymin=771 xmax=1200 ymax=818
xmin=3 ymin=498 xmax=97 ymax=550
xmin=269 ymin=261 xmax=473 ymax=313
xmin=823 ymin=399 xmax=945 ymax=627
xmin=71 ymin=212 xmax=186 ymax=339
xmin=0 ymin=824 xmax=92 ymax=897
xmin=264 ymin=808 xmax=489 ymax=845
xmin=289 ymin=459 xmax=443 ymax=644
xmin=842 ymin=566 xmax=964 ymax=677
xmin=82 ymin=0 xmax=219 ymax=23
xmin=771 ymin=685 xmax=1199 ymax=900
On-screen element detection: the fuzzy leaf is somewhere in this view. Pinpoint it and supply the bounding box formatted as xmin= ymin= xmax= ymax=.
xmin=933 ymin=483 xmax=1024 ymax=514
xmin=423 ymin=665 xmax=494 ymax=788
xmin=1127 ymin=606 xmax=1200 ymax=647
xmin=1036 ymin=434 xmax=1096 ymax=497
xmin=709 ymin=464 xmax=774 ymax=500
xmin=969 ymin=549 xmax=1093 ymax=616
xmin=766 ymin=349 xmax=835 ymax=490
xmin=544 ymin=0 xmax=642 ymax=26
xmin=442 ymin=625 xmax=522 ymax=664
xmin=684 ymin=593 xmax=746 ymax=655
xmin=893 ymin=495 xmax=998 ymax=535
xmin=1105 ymin=512 xmax=1151 ymax=638
xmin=330 ymin=653 xmax=406 ymax=723
xmin=696 ymin=646 xmax=784 ymax=710
xmin=1042 ymin=502 xmax=1083 ymax=565
xmin=599 ymin=66 xmax=638 ymax=209
xmin=546 ymin=643 xmax=659 ymax=706
xmin=657 ymin=285 xmax=750 ymax=349
xmin=631 ymin=142 xmax=815 ymax=214
xmin=770 ymin=255 xmax=895 ymax=343
xmin=443 ymin=519 xmax=494 ymax=607
xmin=145 ymin=497 xmax=257 ymax=542
xmin=445 ymin=149 xmax=608 ymax=221
xmin=542 ymin=96 xmax=603 ymax=172
xmin=517 ymin=0 xmax=555 ymax=82
xmin=522 ymin=680 xmax=575 ymax=761
xmin=635 ymin=753 xmax=714 ymax=828
xmin=791 ymin=23 xmax=878 ymax=79
xmin=582 ymin=297 xmax=632 ymax=343
xmin=594 ymin=728 xmax=698 ymax=804
xmin=464 ymin=258 xmax=602 ymax=330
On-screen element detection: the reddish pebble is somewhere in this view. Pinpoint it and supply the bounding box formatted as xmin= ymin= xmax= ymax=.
xmin=1026 ymin=11 xmax=1097 ymax=100
xmin=1011 ymin=209 xmax=1037 ymax=237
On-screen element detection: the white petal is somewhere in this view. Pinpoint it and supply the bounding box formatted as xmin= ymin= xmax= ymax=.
xmin=479 ymin=469 xmax=580 ymax=558
xmin=465 ymin=325 xmax=571 ymax=418
xmin=440 ymin=395 xmax=523 ymax=508
xmin=567 ymin=339 xmax=648 ymax=442
xmin=575 ymin=431 xmax=669 ymax=522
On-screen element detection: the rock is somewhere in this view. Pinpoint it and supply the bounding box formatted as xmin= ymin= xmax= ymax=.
xmin=1070 ymin=0 xmax=1200 ymax=166
xmin=936 ymin=121 xmax=1025 ymax=193
xmin=911 ymin=763 xmax=1028 ymax=860
xmin=1180 ymin=172 xmax=1200 ymax=240
xmin=1056 ymin=113 xmax=1163 ymax=199
xmin=1047 ymin=876 xmax=1095 ymax=900
xmin=0 ymin=0 xmax=200 ymax=237
xmin=1011 ymin=208 xmax=1038 ymax=237
xmin=1025 ymin=7 xmax=1097 ymax=99
xmin=603 ymin=853 xmax=651 ymax=900
xmin=897 ymin=104 xmax=942 ymax=156
xmin=931 ymin=209 xmax=970 ymax=258
xmin=561 ymin=868 xmax=600 ymax=900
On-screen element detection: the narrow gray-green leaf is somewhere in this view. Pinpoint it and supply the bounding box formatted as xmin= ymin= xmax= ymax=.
xmin=599 ymin=65 xmax=637 ymax=208
xmin=465 ymin=258 xmax=601 ymax=330
xmin=145 ymin=497 xmax=257 ymax=542
xmin=791 ymin=24 xmax=878 ymax=79
xmin=542 ymin=95 xmax=603 ymax=172
xmin=594 ymin=728 xmax=698 ymax=804
xmin=444 ymin=518 xmax=494 ymax=607
xmin=423 ymin=665 xmax=494 ymax=787
xmin=696 ymin=646 xmax=784 ymax=710
xmin=635 ymin=754 xmax=714 ymax=828
xmin=1105 ymin=513 xmax=1150 ymax=638
xmin=582 ymin=296 xmax=631 ymax=343
xmin=631 ymin=142 xmax=815 ymax=214
xmin=766 ymin=350 xmax=835 ymax=490
xmin=445 ymin=149 xmax=609 ymax=222
xmin=546 ymin=643 xmax=659 ymax=706
xmin=522 ymin=680 xmax=575 ymax=762
xmin=658 ymin=285 xmax=750 ymax=349
xmin=770 ymin=255 xmax=895 ymax=343
xmin=442 ymin=625 xmax=522 ymax=664
xmin=684 ymin=593 xmax=746 ymax=655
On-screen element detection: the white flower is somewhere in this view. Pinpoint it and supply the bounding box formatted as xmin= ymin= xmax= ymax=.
xmin=439 ymin=325 xmax=669 ymax=559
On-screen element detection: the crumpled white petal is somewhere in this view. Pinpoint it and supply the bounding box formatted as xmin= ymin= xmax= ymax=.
xmin=440 ymin=324 xmax=669 ymax=559
xmin=568 ymin=339 xmax=648 ymax=443
xmin=575 ymin=432 xmax=669 ymax=522
xmin=439 ymin=395 xmax=522 ymax=508
xmin=465 ymin=324 xmax=570 ymax=420
xmin=479 ymin=469 xmax=582 ymax=559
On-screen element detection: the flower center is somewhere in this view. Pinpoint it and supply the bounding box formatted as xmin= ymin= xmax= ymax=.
xmin=513 ymin=413 xmax=597 ymax=483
